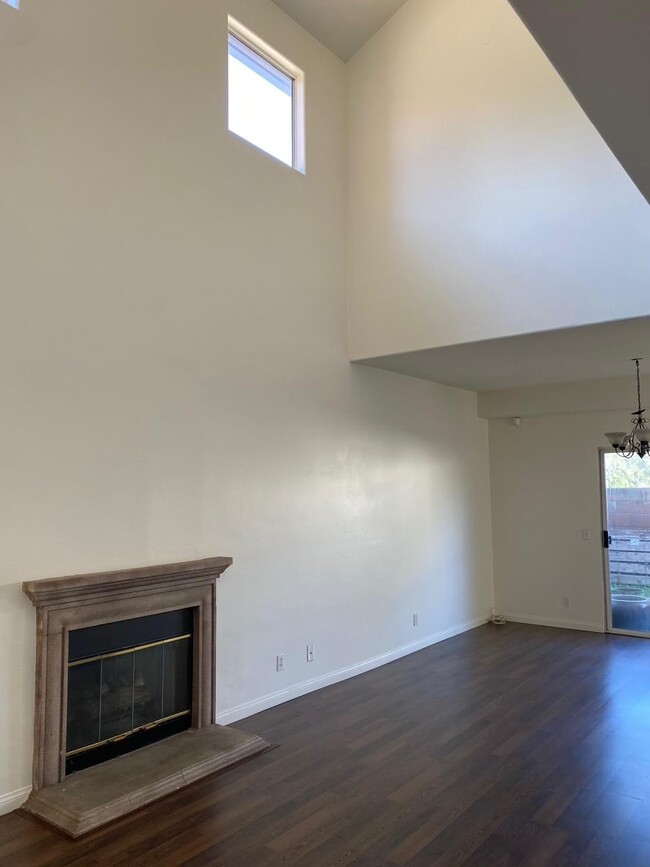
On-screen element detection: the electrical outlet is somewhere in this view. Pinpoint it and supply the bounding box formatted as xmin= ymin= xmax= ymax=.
xmin=412 ymin=613 xmax=418 ymax=627
xmin=276 ymin=654 xmax=285 ymax=672
xmin=306 ymin=643 xmax=314 ymax=663
xmin=581 ymin=529 xmax=591 ymax=541
xmin=562 ymin=596 xmax=570 ymax=609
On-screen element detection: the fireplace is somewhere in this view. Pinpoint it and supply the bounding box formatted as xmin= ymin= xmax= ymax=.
xmin=21 ymin=558 xmax=271 ymax=836
xmin=66 ymin=609 xmax=194 ymax=774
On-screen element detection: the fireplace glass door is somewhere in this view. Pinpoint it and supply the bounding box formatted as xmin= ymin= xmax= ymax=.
xmin=66 ymin=610 xmax=193 ymax=774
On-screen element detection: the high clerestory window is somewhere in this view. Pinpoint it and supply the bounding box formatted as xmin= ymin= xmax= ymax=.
xmin=228 ymin=17 xmax=305 ymax=172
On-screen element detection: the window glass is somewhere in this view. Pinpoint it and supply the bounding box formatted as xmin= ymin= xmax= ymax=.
xmin=228 ymin=33 xmax=294 ymax=168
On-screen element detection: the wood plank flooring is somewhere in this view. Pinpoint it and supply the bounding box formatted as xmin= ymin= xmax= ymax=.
xmin=3 ymin=622 xmax=650 ymax=865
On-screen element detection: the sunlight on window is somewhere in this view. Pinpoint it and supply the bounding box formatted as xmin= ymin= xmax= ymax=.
xmin=228 ymin=34 xmax=293 ymax=168
xmin=1 ymin=0 xmax=20 ymax=8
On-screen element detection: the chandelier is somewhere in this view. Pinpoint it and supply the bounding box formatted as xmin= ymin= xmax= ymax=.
xmin=605 ymin=358 xmax=650 ymax=458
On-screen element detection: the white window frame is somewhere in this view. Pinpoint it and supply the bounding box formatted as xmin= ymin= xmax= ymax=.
xmin=228 ymin=16 xmax=305 ymax=174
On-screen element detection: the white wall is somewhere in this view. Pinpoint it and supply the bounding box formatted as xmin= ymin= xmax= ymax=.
xmin=0 ymin=0 xmax=494 ymax=809
xmin=488 ymin=408 xmax=629 ymax=632
xmin=347 ymin=0 xmax=650 ymax=361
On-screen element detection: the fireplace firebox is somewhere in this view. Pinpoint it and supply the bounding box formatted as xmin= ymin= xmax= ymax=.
xmin=66 ymin=609 xmax=193 ymax=774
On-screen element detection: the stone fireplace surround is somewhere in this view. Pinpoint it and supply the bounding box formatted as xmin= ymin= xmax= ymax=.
xmin=20 ymin=557 xmax=270 ymax=836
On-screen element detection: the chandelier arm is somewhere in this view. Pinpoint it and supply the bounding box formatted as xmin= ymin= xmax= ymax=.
xmin=604 ymin=359 xmax=646 ymax=457
xmin=621 ymin=444 xmax=632 ymax=459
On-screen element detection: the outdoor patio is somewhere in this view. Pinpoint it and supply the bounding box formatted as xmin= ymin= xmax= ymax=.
xmin=610 ymin=531 xmax=650 ymax=631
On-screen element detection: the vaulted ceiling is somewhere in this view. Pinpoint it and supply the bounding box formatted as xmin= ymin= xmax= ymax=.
xmin=276 ymin=0 xmax=650 ymax=392
xmin=274 ymin=0 xmax=650 ymax=207
xmin=272 ymin=0 xmax=409 ymax=61
xmin=509 ymin=0 xmax=650 ymax=206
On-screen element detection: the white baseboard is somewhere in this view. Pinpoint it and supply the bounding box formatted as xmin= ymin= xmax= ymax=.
xmin=0 ymin=617 xmax=487 ymax=810
xmin=504 ymin=612 xmax=604 ymax=633
xmin=0 ymin=785 xmax=31 ymax=816
xmin=216 ymin=616 xmax=487 ymax=726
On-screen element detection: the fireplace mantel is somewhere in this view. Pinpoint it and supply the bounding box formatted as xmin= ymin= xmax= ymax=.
xmin=23 ymin=557 xmax=234 ymax=792
xmin=21 ymin=556 xmax=271 ymax=836
xmin=23 ymin=556 xmax=233 ymax=608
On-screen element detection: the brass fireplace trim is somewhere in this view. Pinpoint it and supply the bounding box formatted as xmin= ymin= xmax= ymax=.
xmin=23 ymin=556 xmax=233 ymax=791
xmin=65 ymin=709 xmax=192 ymax=757
xmin=68 ymin=632 xmax=191 ymax=667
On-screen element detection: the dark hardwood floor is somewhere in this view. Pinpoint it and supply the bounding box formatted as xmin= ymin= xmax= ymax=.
xmin=3 ymin=622 xmax=650 ymax=866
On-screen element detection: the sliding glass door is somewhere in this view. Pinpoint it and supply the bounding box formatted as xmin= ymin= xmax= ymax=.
xmin=602 ymin=450 xmax=650 ymax=636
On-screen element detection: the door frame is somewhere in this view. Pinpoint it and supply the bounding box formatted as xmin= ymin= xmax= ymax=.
xmin=599 ymin=446 xmax=650 ymax=638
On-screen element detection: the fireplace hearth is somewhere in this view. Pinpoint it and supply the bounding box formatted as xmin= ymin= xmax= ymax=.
xmin=21 ymin=557 xmax=270 ymax=837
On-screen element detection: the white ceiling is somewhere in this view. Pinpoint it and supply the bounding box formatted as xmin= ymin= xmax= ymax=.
xmin=357 ymin=317 xmax=650 ymax=393
xmin=272 ymin=0 xmax=409 ymax=60
xmin=509 ymin=0 xmax=650 ymax=206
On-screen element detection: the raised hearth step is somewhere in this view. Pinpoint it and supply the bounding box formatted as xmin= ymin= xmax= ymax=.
xmin=22 ymin=724 xmax=271 ymax=837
